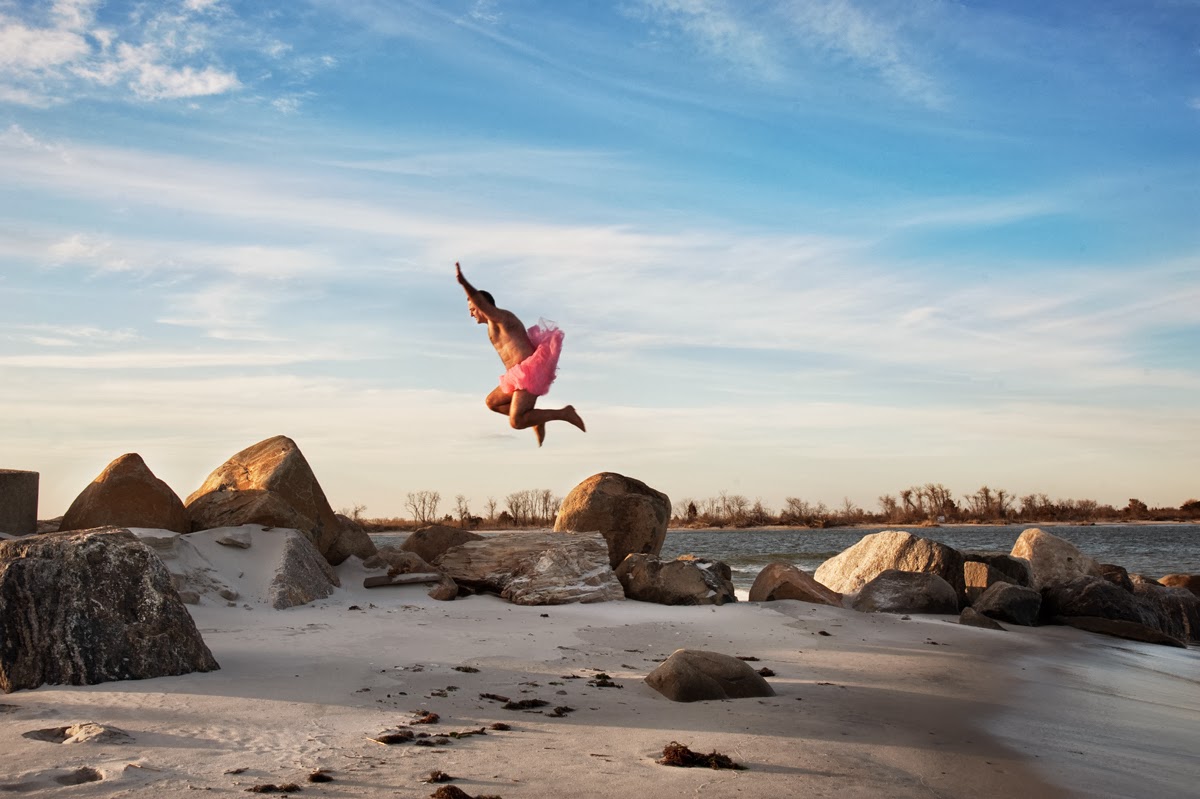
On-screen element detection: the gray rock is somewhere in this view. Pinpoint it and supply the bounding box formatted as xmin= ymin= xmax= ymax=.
xmin=269 ymin=532 xmax=339 ymax=610
xmin=1010 ymin=528 xmax=1102 ymax=591
xmin=0 ymin=469 xmax=38 ymax=536
xmin=1041 ymin=576 xmax=1157 ymax=628
xmin=1056 ymin=616 xmax=1186 ymax=648
xmin=616 ymin=554 xmax=737 ymax=606
xmin=434 ymin=531 xmax=623 ymax=605
xmin=1131 ymin=581 xmax=1200 ymax=643
xmin=60 ymin=454 xmax=189 ymax=534
xmin=554 ymin=473 xmax=671 ymax=569
xmin=645 ymin=649 xmax=775 ymax=702
xmin=959 ymin=607 xmax=1006 ymax=631
xmin=851 ymin=570 xmax=959 ymax=614
xmin=749 ymin=562 xmax=842 ymax=606
xmin=973 ymin=582 xmax=1042 ymax=626
xmin=0 ymin=528 xmax=219 ymax=693
xmin=815 ymin=531 xmax=965 ymax=597
xmin=215 ymin=529 xmax=252 ymax=548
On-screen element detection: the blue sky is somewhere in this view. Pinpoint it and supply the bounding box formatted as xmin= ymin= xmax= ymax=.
xmin=2 ymin=0 xmax=1198 ymax=519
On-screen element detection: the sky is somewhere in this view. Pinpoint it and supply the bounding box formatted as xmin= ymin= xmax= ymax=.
xmin=1 ymin=0 xmax=1198 ymax=521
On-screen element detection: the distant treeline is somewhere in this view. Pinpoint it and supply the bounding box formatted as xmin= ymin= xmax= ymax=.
xmin=346 ymin=485 xmax=1200 ymax=532
xmin=672 ymin=486 xmax=1200 ymax=529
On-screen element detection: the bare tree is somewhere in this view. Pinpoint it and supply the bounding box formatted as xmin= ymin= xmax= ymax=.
xmin=455 ymin=494 xmax=471 ymax=528
xmin=485 ymin=497 xmax=498 ymax=522
xmin=405 ymin=490 xmax=441 ymax=524
xmin=877 ymin=494 xmax=899 ymax=523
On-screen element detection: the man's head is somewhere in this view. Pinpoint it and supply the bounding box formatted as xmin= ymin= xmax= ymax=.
xmin=468 ymin=290 xmax=495 ymax=324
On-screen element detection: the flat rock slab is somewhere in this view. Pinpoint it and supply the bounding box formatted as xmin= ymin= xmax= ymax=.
xmin=434 ymin=531 xmax=623 ymax=605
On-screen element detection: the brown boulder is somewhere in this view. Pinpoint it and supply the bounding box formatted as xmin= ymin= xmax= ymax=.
xmin=1098 ymin=564 xmax=1134 ymax=592
xmin=187 ymin=489 xmax=314 ymax=534
xmin=962 ymin=551 xmax=1033 ymax=587
xmin=186 ymin=436 xmax=375 ymax=565
xmin=1158 ymin=574 xmax=1200 ymax=597
xmin=814 ymin=531 xmax=965 ymax=598
xmin=0 ymin=528 xmax=219 ymax=692
xmin=850 ymin=570 xmax=960 ymax=614
xmin=1010 ymin=528 xmax=1102 ymax=591
xmin=748 ymin=562 xmax=842 ymax=606
xmin=616 ymin=554 xmax=736 ymax=606
xmin=59 ymin=454 xmax=188 ymax=534
xmin=963 ymin=561 xmax=1013 ymax=604
xmin=400 ymin=525 xmax=483 ymax=565
xmin=554 ymin=473 xmax=670 ymax=569
xmin=644 ymin=649 xmax=775 ymax=702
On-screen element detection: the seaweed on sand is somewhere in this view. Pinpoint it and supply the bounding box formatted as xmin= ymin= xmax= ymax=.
xmin=657 ymin=741 xmax=745 ymax=770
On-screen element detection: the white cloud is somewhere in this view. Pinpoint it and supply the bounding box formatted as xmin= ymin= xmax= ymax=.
xmin=0 ymin=0 xmax=240 ymax=104
xmin=633 ymin=0 xmax=779 ymax=80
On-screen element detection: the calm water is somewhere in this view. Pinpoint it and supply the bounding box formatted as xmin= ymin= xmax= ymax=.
xmin=371 ymin=524 xmax=1198 ymax=592
xmin=660 ymin=524 xmax=1200 ymax=591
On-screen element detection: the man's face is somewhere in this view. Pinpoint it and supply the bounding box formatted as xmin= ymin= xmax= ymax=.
xmin=468 ymin=300 xmax=485 ymax=324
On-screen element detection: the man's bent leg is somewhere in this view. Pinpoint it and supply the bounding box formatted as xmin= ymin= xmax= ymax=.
xmin=485 ymin=386 xmax=512 ymax=416
xmin=509 ymin=391 xmax=586 ymax=445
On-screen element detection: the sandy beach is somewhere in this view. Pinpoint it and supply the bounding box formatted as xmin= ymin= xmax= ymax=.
xmin=3 ymin=535 xmax=1197 ymax=799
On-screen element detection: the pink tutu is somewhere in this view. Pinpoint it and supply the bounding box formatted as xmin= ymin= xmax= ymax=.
xmin=499 ymin=319 xmax=563 ymax=397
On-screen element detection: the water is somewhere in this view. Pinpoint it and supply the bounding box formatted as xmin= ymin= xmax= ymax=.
xmin=371 ymin=523 xmax=1198 ymax=592
xmin=660 ymin=524 xmax=1200 ymax=591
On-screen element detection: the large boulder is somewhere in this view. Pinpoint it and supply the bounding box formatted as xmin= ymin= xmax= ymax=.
xmin=433 ymin=531 xmax=623 ymax=605
xmin=615 ymin=554 xmax=736 ymax=606
xmin=749 ymin=562 xmax=842 ymax=606
xmin=1131 ymin=581 xmax=1200 ymax=644
xmin=0 ymin=528 xmax=219 ymax=692
xmin=1041 ymin=576 xmax=1157 ymax=627
xmin=186 ymin=436 xmax=375 ymax=565
xmin=972 ymin=582 xmax=1041 ymax=626
xmin=400 ymin=525 xmax=483 ymax=565
xmin=814 ymin=531 xmax=965 ymax=599
xmin=645 ymin=649 xmax=775 ymax=702
xmin=850 ymin=570 xmax=960 ymax=614
xmin=553 ymin=473 xmax=670 ymax=569
xmin=1010 ymin=528 xmax=1102 ymax=591
xmin=59 ymin=454 xmax=188 ymax=534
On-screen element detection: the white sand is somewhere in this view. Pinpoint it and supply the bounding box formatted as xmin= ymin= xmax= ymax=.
xmin=2 ymin=533 xmax=1197 ymax=798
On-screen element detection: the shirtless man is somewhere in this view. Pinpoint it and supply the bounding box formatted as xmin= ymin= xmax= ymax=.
xmin=456 ymin=262 xmax=586 ymax=446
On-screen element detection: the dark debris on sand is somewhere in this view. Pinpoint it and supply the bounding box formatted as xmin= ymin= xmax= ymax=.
xmin=246 ymin=784 xmax=302 ymax=793
xmin=430 ymin=786 xmax=504 ymax=799
xmin=657 ymin=741 xmax=746 ymax=770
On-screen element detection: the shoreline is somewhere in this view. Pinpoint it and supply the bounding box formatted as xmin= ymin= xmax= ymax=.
xmin=3 ymin=552 xmax=1197 ymax=797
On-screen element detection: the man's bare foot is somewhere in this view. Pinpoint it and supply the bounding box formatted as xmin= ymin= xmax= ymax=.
xmin=534 ymin=424 xmax=546 ymax=447
xmin=562 ymin=405 xmax=586 ymax=432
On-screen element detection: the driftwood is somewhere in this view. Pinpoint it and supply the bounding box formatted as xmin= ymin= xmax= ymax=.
xmin=363 ymin=572 xmax=443 ymax=588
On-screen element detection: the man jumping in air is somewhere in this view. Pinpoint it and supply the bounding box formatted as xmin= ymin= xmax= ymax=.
xmin=456 ymin=262 xmax=586 ymax=446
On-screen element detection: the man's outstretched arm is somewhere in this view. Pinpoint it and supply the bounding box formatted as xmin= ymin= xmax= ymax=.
xmin=456 ymin=262 xmax=497 ymax=315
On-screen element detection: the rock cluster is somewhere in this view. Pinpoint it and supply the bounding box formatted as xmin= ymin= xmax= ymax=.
xmin=753 ymin=526 xmax=1197 ymax=648
xmin=49 ymin=435 xmax=376 ymax=567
